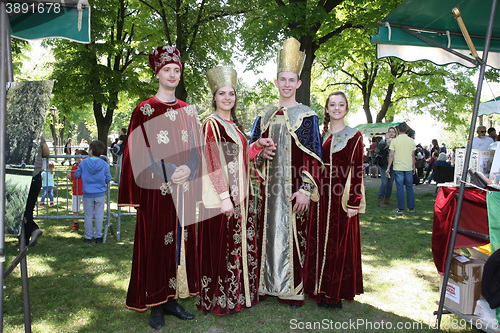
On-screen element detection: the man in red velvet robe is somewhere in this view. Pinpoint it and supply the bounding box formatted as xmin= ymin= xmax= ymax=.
xmin=249 ymin=38 xmax=323 ymax=308
xmin=118 ymin=46 xmax=201 ymax=330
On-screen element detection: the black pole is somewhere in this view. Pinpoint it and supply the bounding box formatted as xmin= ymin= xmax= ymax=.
xmin=435 ymin=0 xmax=498 ymax=331
xmin=0 ymin=1 xmax=8 ymax=331
xmin=19 ymin=226 xmax=31 ymax=333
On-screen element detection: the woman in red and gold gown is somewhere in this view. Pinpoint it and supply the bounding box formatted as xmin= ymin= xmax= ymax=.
xmin=305 ymin=91 xmax=364 ymax=309
xmin=197 ymin=67 xmax=273 ymax=315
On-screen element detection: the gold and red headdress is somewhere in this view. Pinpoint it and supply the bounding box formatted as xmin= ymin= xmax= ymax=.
xmin=149 ymin=46 xmax=182 ymax=75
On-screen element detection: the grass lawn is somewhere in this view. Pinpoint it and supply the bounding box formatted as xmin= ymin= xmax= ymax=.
xmin=2 ymin=172 xmax=482 ymax=332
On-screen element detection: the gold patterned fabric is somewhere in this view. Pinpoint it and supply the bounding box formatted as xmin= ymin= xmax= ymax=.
xmin=252 ymin=106 xmax=322 ymax=303
xmin=198 ymin=114 xmax=259 ymax=315
xmin=206 ymin=67 xmax=237 ymax=94
xmin=276 ymin=37 xmax=306 ymax=76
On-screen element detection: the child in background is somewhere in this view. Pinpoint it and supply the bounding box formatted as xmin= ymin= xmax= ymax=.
xmin=75 ymin=140 xmax=111 ymax=243
xmin=39 ymin=161 xmax=55 ymax=206
xmin=68 ymin=150 xmax=88 ymax=232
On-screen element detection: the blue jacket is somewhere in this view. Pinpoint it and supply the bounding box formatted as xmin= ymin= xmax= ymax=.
xmin=74 ymin=157 xmax=111 ymax=198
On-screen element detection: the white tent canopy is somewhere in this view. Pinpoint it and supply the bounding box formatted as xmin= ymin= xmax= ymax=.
xmin=479 ymin=96 xmax=500 ymax=116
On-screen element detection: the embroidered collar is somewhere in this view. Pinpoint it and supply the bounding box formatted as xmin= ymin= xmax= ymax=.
xmin=207 ymin=113 xmax=244 ymax=145
xmin=259 ymin=104 xmax=317 ymax=133
xmin=325 ymin=126 xmax=358 ymax=154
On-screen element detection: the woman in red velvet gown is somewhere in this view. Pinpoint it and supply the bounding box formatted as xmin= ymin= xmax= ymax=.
xmin=305 ymin=91 xmax=364 ymax=309
xmin=197 ymin=67 xmax=273 ymax=315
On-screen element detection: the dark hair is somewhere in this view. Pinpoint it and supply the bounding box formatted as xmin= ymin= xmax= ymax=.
xmin=77 ymin=149 xmax=89 ymax=156
xmin=322 ymin=91 xmax=349 ymax=136
xmin=212 ymin=88 xmax=248 ymax=139
xmin=89 ymin=140 xmax=106 ymax=157
xmin=121 ymin=128 xmax=127 ymax=134
xmin=488 ymin=127 xmax=496 ymax=134
xmin=398 ymin=123 xmax=408 ymax=133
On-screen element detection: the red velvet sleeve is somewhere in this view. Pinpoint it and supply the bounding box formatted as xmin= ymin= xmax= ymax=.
xmin=249 ymin=141 xmax=264 ymax=161
xmin=203 ymin=119 xmax=229 ymax=197
xmin=347 ymin=133 xmax=364 ymax=209
xmin=118 ymin=106 xmax=142 ymax=207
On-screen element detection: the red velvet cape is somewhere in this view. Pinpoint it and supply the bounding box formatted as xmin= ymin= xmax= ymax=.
xmin=118 ymin=97 xmax=200 ymax=311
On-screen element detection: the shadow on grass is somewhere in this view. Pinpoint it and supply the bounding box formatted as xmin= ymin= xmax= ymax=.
xmin=2 ymin=180 xmax=479 ymax=332
xmin=361 ymin=187 xmax=437 ymax=266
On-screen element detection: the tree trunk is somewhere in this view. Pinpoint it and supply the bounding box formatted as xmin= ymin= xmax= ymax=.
xmin=176 ymin=73 xmax=188 ymax=102
xmin=377 ymin=83 xmax=395 ymax=123
xmin=296 ymin=36 xmax=314 ymax=106
xmin=93 ymin=101 xmax=114 ymax=148
xmin=362 ymin=85 xmax=373 ymax=123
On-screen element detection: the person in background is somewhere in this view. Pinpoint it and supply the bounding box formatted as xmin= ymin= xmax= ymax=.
xmin=424 ymin=151 xmax=439 ymax=184
xmin=68 ymin=149 xmax=88 ymax=232
xmin=110 ymin=138 xmax=119 ymax=165
xmin=23 ymin=136 xmax=49 ymax=247
xmin=386 ymin=123 xmax=416 ymax=214
xmin=414 ymin=145 xmax=426 ymax=184
xmin=113 ymin=128 xmax=127 ymax=183
xmin=488 ymin=127 xmax=497 ymax=142
xmin=472 ymin=125 xmax=494 ymax=149
xmin=39 ymin=161 xmax=55 ymax=206
xmin=375 ymin=127 xmax=397 ymax=207
xmin=74 ymin=140 xmax=111 ymax=244
xmin=61 ymin=138 xmax=72 ymax=165
xmin=434 ymin=152 xmax=451 ymax=167
xmin=305 ymin=91 xmax=364 ymax=310
xmin=440 ymin=143 xmax=447 ymax=154
xmin=430 ymin=139 xmax=440 ymax=156
xmin=369 ymin=136 xmax=379 ymax=172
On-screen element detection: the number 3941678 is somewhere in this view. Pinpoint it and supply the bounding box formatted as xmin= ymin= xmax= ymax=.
xmin=6 ymin=2 xmax=61 ymax=14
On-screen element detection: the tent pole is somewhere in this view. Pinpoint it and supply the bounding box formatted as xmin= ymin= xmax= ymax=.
xmin=0 ymin=1 xmax=7 ymax=332
xmin=5 ymin=9 xmax=11 ymax=82
xmin=434 ymin=0 xmax=498 ymax=331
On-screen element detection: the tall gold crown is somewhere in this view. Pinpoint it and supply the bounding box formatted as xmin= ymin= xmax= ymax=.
xmin=277 ymin=37 xmax=306 ymax=76
xmin=206 ymin=66 xmax=237 ymax=94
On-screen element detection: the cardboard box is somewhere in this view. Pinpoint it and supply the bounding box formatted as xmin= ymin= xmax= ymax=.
xmin=439 ymin=255 xmax=485 ymax=314
xmin=454 ymin=149 xmax=495 ymax=186
xmin=467 ymin=247 xmax=491 ymax=262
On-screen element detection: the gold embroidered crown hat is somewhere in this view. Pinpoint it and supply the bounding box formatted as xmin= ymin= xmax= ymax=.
xmin=206 ymin=66 xmax=237 ymax=94
xmin=276 ymin=37 xmax=306 ymax=77
xmin=149 ymin=45 xmax=182 ymax=75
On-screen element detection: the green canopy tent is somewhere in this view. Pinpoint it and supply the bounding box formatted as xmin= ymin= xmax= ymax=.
xmin=354 ymin=121 xmax=406 ymax=136
xmin=0 ymin=1 xmax=90 ymax=331
xmin=479 ymin=96 xmax=500 ymax=116
xmin=371 ymin=0 xmax=498 ymax=331
xmin=370 ymin=0 xmax=500 ymax=69
xmin=9 ymin=0 xmax=90 ymax=43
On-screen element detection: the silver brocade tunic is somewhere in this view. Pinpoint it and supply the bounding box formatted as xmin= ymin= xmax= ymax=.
xmin=259 ymin=114 xmax=301 ymax=299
